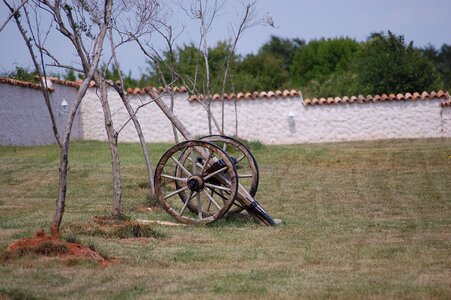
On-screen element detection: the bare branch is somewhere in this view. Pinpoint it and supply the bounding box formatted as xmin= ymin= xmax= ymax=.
xmin=0 ymin=0 xmax=28 ymax=32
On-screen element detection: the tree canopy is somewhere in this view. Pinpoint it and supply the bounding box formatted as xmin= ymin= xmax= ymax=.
xmin=353 ymin=31 xmax=441 ymax=95
xmin=13 ymin=31 xmax=446 ymax=98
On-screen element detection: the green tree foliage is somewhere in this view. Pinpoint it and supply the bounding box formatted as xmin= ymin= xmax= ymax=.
xmin=259 ymin=35 xmax=304 ymax=73
xmin=64 ymin=69 xmax=78 ymax=81
xmin=235 ymin=52 xmax=289 ymax=92
xmin=291 ymin=37 xmax=361 ymax=87
xmin=1 ymin=65 xmax=38 ymax=82
xmin=148 ymin=42 xmax=234 ymax=93
xmin=421 ymin=44 xmax=451 ymax=90
xmin=353 ymin=31 xmax=441 ymax=94
xmin=6 ymin=33 xmax=442 ymax=96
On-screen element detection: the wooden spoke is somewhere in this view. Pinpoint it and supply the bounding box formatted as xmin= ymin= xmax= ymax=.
xmin=186 ymin=156 xmax=204 ymax=170
xmin=238 ymin=174 xmax=254 ymax=178
xmin=203 ymin=166 xmax=228 ymax=180
xmin=205 ymin=183 xmax=231 ymax=192
xmin=236 ymin=154 xmax=245 ymax=164
xmin=200 ymin=149 xmax=212 ymax=174
xmin=180 ymin=191 xmax=197 ymax=215
xmin=219 ymin=190 xmax=227 ymax=204
xmin=208 ymin=187 xmax=229 ymax=202
xmin=164 ymin=186 xmax=189 ymax=199
xmin=203 ymin=189 xmax=222 ymax=210
xmin=171 ymin=156 xmax=191 ymax=176
xmin=190 ymin=148 xmax=196 ymax=174
xmin=196 ymin=193 xmax=202 ymax=219
xmin=206 ymin=190 xmax=213 ymax=212
xmin=161 ymin=174 xmax=188 ymax=182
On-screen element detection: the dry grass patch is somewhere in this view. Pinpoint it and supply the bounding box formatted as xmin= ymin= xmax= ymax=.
xmin=63 ymin=215 xmax=164 ymax=239
xmin=0 ymin=139 xmax=450 ymax=299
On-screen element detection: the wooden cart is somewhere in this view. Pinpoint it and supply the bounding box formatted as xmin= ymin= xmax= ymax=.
xmin=147 ymin=87 xmax=279 ymax=226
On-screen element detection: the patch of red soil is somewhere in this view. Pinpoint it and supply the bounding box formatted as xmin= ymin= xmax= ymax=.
xmin=7 ymin=229 xmax=109 ymax=266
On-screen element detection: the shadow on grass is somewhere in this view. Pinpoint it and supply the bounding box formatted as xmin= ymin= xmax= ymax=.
xmin=208 ymin=213 xmax=257 ymax=228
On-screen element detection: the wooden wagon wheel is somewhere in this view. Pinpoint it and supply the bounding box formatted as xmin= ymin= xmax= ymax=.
xmin=201 ymin=135 xmax=259 ymax=197
xmin=191 ymin=135 xmax=259 ymax=215
xmin=175 ymin=135 xmax=259 ymax=216
xmin=154 ymin=140 xmax=238 ymax=225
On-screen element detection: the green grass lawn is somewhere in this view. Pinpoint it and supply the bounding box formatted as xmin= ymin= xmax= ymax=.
xmin=0 ymin=138 xmax=450 ymax=299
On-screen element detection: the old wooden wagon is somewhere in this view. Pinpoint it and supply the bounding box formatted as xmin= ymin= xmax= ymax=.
xmin=146 ymin=87 xmax=279 ymax=226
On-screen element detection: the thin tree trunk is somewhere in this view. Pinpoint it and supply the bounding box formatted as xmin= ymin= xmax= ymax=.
xmin=51 ymin=77 xmax=94 ymax=237
xmin=170 ymin=93 xmax=179 ymax=143
xmin=108 ymin=30 xmax=155 ymax=196
xmin=234 ymin=98 xmax=238 ymax=136
xmin=115 ymin=86 xmax=156 ymax=196
xmin=49 ymin=0 xmax=113 ymax=236
xmin=199 ymin=2 xmax=212 ymax=135
xmin=98 ymin=80 xmax=123 ymax=216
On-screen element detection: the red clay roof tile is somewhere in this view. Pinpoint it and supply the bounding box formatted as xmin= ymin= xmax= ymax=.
xmin=302 ymin=90 xmax=449 ymax=106
xmin=0 ymin=77 xmax=55 ymax=92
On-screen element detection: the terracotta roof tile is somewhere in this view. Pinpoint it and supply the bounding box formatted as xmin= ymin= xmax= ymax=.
xmin=0 ymin=77 xmax=55 ymax=92
xmin=303 ymin=90 xmax=449 ymax=106
xmin=421 ymin=91 xmax=429 ymax=99
xmin=289 ymin=90 xmax=298 ymax=96
xmin=127 ymin=85 xmax=187 ymax=95
xmin=47 ymin=77 xmax=97 ymax=88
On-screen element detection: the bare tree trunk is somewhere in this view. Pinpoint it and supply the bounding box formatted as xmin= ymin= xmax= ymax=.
xmin=108 ymin=31 xmax=156 ymax=196
xmin=113 ymin=83 xmax=156 ymax=196
xmin=98 ymin=79 xmax=123 ymax=216
xmin=198 ymin=1 xmax=212 ymax=135
xmin=234 ymin=98 xmax=238 ymax=136
xmin=169 ymin=93 xmax=179 ymax=143
xmin=146 ymin=87 xmax=193 ymax=140
xmin=51 ymin=77 xmax=96 ymax=237
xmin=220 ymin=2 xmax=255 ymax=135
xmin=48 ymin=0 xmax=113 ymax=237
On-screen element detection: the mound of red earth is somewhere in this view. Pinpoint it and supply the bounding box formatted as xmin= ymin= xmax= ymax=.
xmin=6 ymin=229 xmax=108 ymax=265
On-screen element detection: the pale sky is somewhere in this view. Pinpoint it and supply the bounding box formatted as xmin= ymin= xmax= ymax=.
xmin=0 ymin=0 xmax=450 ymax=77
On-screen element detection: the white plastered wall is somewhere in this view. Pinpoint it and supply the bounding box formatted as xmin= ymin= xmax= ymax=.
xmin=0 ymin=81 xmax=80 ymax=146
xmin=79 ymin=87 xmax=450 ymax=144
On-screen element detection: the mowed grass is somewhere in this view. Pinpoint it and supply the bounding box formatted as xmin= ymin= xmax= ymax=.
xmin=0 ymin=138 xmax=450 ymax=299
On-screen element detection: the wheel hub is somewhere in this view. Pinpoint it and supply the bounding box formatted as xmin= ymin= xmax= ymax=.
xmin=187 ymin=175 xmax=204 ymax=192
